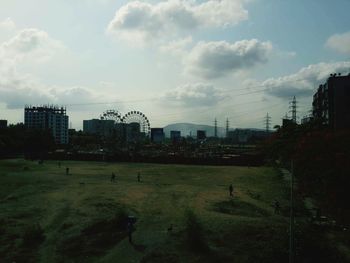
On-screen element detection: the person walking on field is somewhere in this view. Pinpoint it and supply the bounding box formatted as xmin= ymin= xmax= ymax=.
xmin=137 ymin=172 xmax=141 ymax=182
xmin=111 ymin=172 xmax=116 ymax=183
xmin=127 ymin=222 xmax=134 ymax=244
xmin=274 ymin=200 xmax=281 ymax=214
xmin=229 ymin=184 xmax=234 ymax=197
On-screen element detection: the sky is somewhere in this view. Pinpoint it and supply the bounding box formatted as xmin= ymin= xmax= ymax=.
xmin=0 ymin=0 xmax=350 ymax=130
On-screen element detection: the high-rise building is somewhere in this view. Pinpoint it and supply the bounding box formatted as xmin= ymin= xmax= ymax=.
xmin=170 ymin=130 xmax=181 ymax=143
xmin=197 ymin=130 xmax=206 ymax=140
xmin=83 ymin=119 xmax=115 ymax=137
xmin=151 ymin=128 xmax=164 ymax=143
xmin=24 ymin=106 xmax=69 ymax=144
xmin=126 ymin=122 xmax=141 ymax=142
xmin=313 ymin=74 xmax=350 ymax=130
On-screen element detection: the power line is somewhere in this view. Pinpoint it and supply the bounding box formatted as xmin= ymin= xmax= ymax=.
xmin=150 ymin=99 xmax=265 ymax=119
xmin=153 ymin=102 xmax=285 ymax=131
xmin=6 ymin=76 xmax=320 ymax=109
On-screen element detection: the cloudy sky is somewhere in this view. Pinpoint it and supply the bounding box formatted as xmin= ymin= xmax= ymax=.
xmin=0 ymin=0 xmax=350 ymax=130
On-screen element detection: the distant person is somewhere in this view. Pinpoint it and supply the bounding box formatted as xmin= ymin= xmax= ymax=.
xmin=167 ymin=224 xmax=173 ymax=233
xmin=66 ymin=167 xmax=69 ymax=175
xmin=127 ymin=222 xmax=134 ymax=244
xmin=274 ymin=200 xmax=281 ymax=214
xmin=58 ymin=162 xmax=61 ymax=168
xmin=111 ymin=172 xmax=116 ymax=182
xmin=316 ymin=208 xmax=321 ymax=218
xmin=137 ymin=172 xmax=141 ymax=182
xmin=229 ymin=184 xmax=234 ymax=197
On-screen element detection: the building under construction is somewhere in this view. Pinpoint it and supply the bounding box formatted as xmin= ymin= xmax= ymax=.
xmin=24 ymin=105 xmax=69 ymax=144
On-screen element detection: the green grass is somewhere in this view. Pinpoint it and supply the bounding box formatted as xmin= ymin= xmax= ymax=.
xmin=0 ymin=159 xmax=289 ymax=263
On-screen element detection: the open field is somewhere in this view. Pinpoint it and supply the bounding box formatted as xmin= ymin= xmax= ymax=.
xmin=0 ymin=159 xmax=290 ymax=263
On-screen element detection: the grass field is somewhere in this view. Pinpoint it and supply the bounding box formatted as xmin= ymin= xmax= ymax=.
xmin=0 ymin=159 xmax=290 ymax=263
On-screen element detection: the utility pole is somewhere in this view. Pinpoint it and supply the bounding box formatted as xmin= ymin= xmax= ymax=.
xmin=226 ymin=118 xmax=229 ymax=138
xmin=289 ymin=160 xmax=295 ymax=263
xmin=214 ymin=118 xmax=218 ymax=138
xmin=289 ymin=96 xmax=298 ymax=123
xmin=264 ymin=113 xmax=271 ymax=132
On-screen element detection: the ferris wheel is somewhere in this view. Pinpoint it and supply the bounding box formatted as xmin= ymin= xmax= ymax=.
xmin=100 ymin=110 xmax=122 ymax=123
xmin=122 ymin=111 xmax=151 ymax=136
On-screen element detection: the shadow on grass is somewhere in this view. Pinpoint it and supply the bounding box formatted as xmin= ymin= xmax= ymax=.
xmin=212 ymin=199 xmax=270 ymax=217
xmin=56 ymin=209 xmax=129 ymax=262
xmin=185 ymin=209 xmax=210 ymax=253
xmin=7 ymin=223 xmax=46 ymax=263
xmin=140 ymin=251 xmax=179 ymax=263
xmin=132 ymin=243 xmax=147 ymax=252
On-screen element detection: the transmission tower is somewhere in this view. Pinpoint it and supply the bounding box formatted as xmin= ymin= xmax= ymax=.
xmin=289 ymin=96 xmax=298 ymax=123
xmin=226 ymin=118 xmax=229 ymax=138
xmin=264 ymin=113 xmax=271 ymax=132
xmin=214 ymin=118 xmax=218 ymax=138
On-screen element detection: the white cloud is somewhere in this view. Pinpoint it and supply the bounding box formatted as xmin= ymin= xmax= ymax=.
xmin=326 ymin=32 xmax=350 ymax=55
xmin=0 ymin=74 xmax=52 ymax=109
xmin=0 ymin=18 xmax=17 ymax=43
xmin=195 ymin=0 xmax=248 ymax=27
xmin=1 ymin=28 xmax=65 ymax=63
xmin=259 ymin=61 xmax=350 ymax=99
xmin=0 ymin=18 xmax=16 ymax=31
xmin=0 ymin=27 xmax=102 ymax=110
xmin=0 ymin=65 xmax=101 ymax=109
xmin=185 ymin=39 xmax=273 ymax=79
xmin=160 ymin=36 xmax=193 ymax=55
xmin=107 ymin=0 xmax=248 ymax=44
xmin=161 ymin=83 xmax=226 ymax=107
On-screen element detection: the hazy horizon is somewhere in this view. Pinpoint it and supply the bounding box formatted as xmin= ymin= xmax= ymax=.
xmin=1 ymin=0 xmax=350 ymax=130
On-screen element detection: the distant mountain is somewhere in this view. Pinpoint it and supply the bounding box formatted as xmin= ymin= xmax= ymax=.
xmin=163 ymin=123 xmax=226 ymax=138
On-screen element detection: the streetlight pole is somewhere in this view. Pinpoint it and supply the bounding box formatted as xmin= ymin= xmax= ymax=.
xmin=289 ymin=159 xmax=295 ymax=263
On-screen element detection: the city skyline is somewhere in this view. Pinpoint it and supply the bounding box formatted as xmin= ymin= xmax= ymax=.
xmin=1 ymin=0 xmax=350 ymax=129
